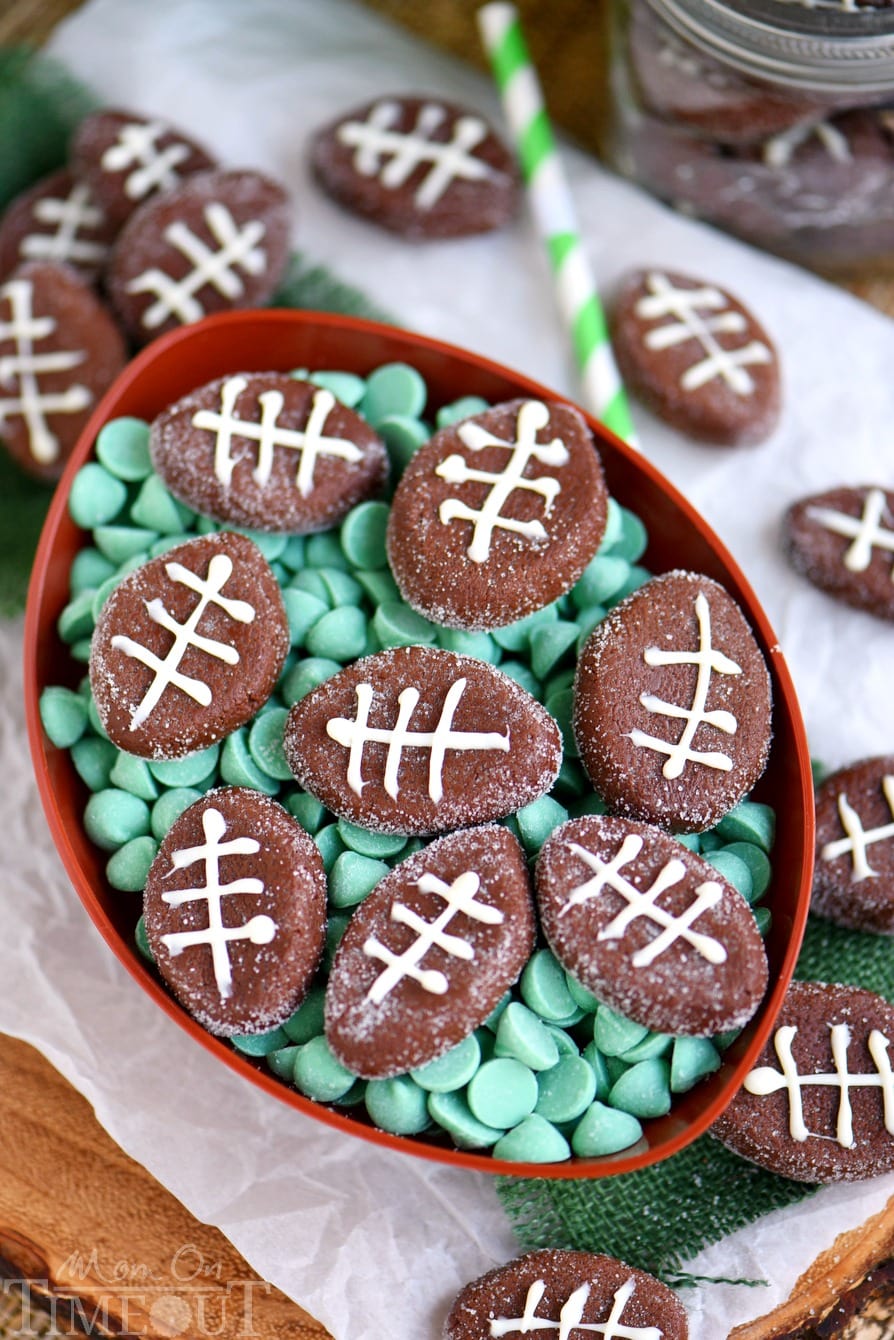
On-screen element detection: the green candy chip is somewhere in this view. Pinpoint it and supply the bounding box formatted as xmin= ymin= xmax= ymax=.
xmin=69 ymin=463 xmax=128 ymax=528
xmin=571 ymin=1101 xmax=643 ymax=1157
xmin=282 ymin=986 xmax=326 ymax=1044
xmin=365 ymin=1076 xmax=430 ymax=1134
xmin=293 ymin=1036 xmax=356 ymax=1101
xmin=83 ymin=788 xmax=151 ymax=851
xmin=607 ymin=1058 xmax=672 ymax=1119
xmin=329 ymin=851 xmax=390 ymax=908
xmin=535 ymin=1056 xmax=597 ymax=1124
xmin=494 ymin=1003 xmax=560 ymax=1071
xmin=467 ymin=1058 xmax=538 ymax=1128
xmin=426 ymin=1090 xmax=504 ymax=1149
xmin=410 ymin=1034 xmax=481 ymax=1092
xmin=106 ymin=835 xmax=159 ymax=892
xmin=492 ymin=1114 xmax=570 ymax=1164
xmin=96 ymin=417 xmax=152 ymax=481
xmin=362 ymin=362 xmax=427 ymax=425
xmin=248 ymin=708 xmax=293 ymax=782
xmin=520 ymin=949 xmax=582 ymax=1024
xmin=39 ymin=686 xmax=88 ymax=748
xmin=340 ymin=501 xmax=390 ymax=570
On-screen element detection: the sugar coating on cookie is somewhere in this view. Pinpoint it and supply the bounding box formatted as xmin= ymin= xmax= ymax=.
xmin=326 ymin=825 xmax=534 ymax=1078
xmin=387 ymin=398 xmax=607 ymax=630
xmin=90 ymin=531 xmax=289 ymax=759
xmin=573 ymin=570 xmax=772 ymax=832
xmin=813 ymin=756 xmax=894 ymax=934
xmin=283 ymin=645 xmax=563 ymax=835
xmin=311 ymin=94 xmax=519 ymax=239
xmin=144 ymin=786 xmax=326 ymax=1036
xmin=784 ymin=485 xmax=894 ymax=622
xmin=611 ymin=268 xmax=781 ymax=445
xmin=444 ymin=1248 xmax=689 ymax=1340
xmin=536 ymin=814 xmax=768 ymax=1036
xmin=712 ymin=980 xmax=894 ymax=1183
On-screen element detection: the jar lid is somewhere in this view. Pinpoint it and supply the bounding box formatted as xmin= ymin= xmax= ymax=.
xmin=645 ymin=0 xmax=894 ymax=92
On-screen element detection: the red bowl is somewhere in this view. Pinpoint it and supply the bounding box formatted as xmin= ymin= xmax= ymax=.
xmin=24 ymin=309 xmax=815 ymax=1178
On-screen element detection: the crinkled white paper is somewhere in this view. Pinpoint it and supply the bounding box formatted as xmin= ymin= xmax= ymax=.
xmin=0 ymin=0 xmax=890 ymax=1334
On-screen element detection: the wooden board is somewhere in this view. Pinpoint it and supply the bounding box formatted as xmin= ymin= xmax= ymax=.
xmin=0 ymin=1034 xmax=330 ymax=1340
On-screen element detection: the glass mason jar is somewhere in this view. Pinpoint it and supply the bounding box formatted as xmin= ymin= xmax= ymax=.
xmin=600 ymin=0 xmax=894 ymax=274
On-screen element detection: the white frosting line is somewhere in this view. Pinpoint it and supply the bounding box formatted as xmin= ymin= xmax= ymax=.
xmin=490 ymin=1275 xmax=663 ymax=1339
xmin=23 ymin=182 xmax=107 ymax=266
xmin=101 ymin=119 xmax=192 ymax=200
xmin=806 ymin=489 xmax=894 ymax=576
xmin=821 ymin=775 xmax=894 ymax=880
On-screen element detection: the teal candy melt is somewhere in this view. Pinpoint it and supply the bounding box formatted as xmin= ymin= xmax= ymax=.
xmin=483 ymin=992 xmax=512 ymax=1031
xmin=612 ymin=565 xmax=651 ymax=604
xmin=281 ymin=656 xmax=341 ymax=705
xmin=109 ymin=752 xmax=159 ymax=801
xmin=151 ymin=787 xmax=202 ymax=841
xmin=69 ymin=547 xmax=115 ymax=593
xmin=437 ymin=627 xmax=501 ymax=664
xmin=130 ymin=474 xmax=192 ymax=534
xmin=675 ymin=833 xmax=701 ymax=853
xmin=607 ymin=1058 xmax=672 ymax=1119
xmin=426 ymin=1089 xmax=504 ymax=1149
xmin=354 ymin=568 xmax=400 ymax=605
xmin=575 ymin=605 xmax=608 ymax=656
xmin=521 ymin=949 xmax=584 ymax=1024
xmin=71 ymin=736 xmax=117 ymax=792
xmin=96 ymin=417 xmax=152 ymax=481
xmin=324 ymin=912 xmax=350 ymax=969
xmin=280 ymin=535 xmax=306 ymax=571
xmin=753 ymin=905 xmax=772 ymax=936
xmin=593 ymin=1006 xmax=649 ymax=1058
xmin=704 ymin=848 xmax=754 ymax=902
xmin=620 ymin=1032 xmax=673 ymax=1064
xmin=365 ymin=1076 xmax=431 ymax=1134
xmin=94 ymin=524 xmax=158 ymax=565
xmin=467 ymin=1058 xmax=538 ymax=1128
xmin=495 ymin=1002 xmax=560 ymax=1071
xmin=720 ymin=841 xmax=772 ymax=900
xmin=149 ymin=744 xmax=220 ymax=789
xmin=336 ymin=820 xmax=407 ymax=859
xmin=582 ymin=1042 xmax=613 ymax=1101
xmin=308 ymin=370 xmax=366 ymax=407
xmin=106 ymin=835 xmax=159 ymax=892
xmin=571 ymin=554 xmax=631 ymax=610
xmin=231 ymin=1025 xmax=290 ymax=1057
xmin=530 ymin=621 xmax=579 ymax=680
xmin=612 ymin=507 xmax=649 ymax=563
xmin=571 ymin=1101 xmax=643 ymax=1157
xmin=69 ymin=463 xmax=128 ymax=528
xmin=362 ymin=362 xmax=427 ymax=424
xmin=340 ymin=500 xmax=390 ymax=570
xmin=83 ymin=788 xmax=151 ymax=851
xmin=497 ymin=661 xmax=540 ymax=697
xmin=514 ymin=795 xmax=568 ymax=857
xmin=285 ymin=792 xmax=328 ymax=834
xmin=283 ymin=589 xmax=329 ymax=646
xmin=315 ymin=567 xmax=363 ymax=605
xmin=564 ymin=972 xmax=601 ymax=1014
xmin=546 ymin=1025 xmax=580 ymax=1058
xmin=699 ymin=831 xmax=723 ymax=853
xmin=58 ymin=589 xmax=96 ymax=644
xmin=329 ymin=851 xmax=390 ymax=908
xmin=87 ymin=694 xmax=109 ymax=739
xmin=305 ymin=606 xmax=368 ymax=661
xmin=289 ymin=569 xmax=332 ymax=604
xmin=40 ymin=686 xmax=87 ymax=748
xmin=248 ymin=708 xmax=292 ymax=782
xmin=670 ymin=1037 xmax=722 ymax=1093
xmin=135 ymin=914 xmax=154 ymax=963
xmin=435 ymin=396 xmax=488 ymax=428
xmin=314 ymin=824 xmax=345 ymax=873
xmin=492 ymin=604 xmax=558 ymax=653
xmin=293 ymin=1036 xmax=356 ymax=1101
xmin=282 ymin=985 xmax=326 ymax=1044
xmin=545 ymin=688 xmax=577 ymax=758
xmin=598 ymin=497 xmax=623 ymax=552
xmin=373 ymin=600 xmax=438 ymax=648
xmin=220 ymin=728 xmax=279 ymax=795
xmin=535 ymin=1056 xmax=597 ymax=1124
xmin=266 ymin=1045 xmax=301 ymax=1080
xmin=410 ymin=1034 xmax=481 ymax=1092
xmin=714 ymin=800 xmax=776 ymax=852
xmin=492 ymin=1114 xmax=570 ymax=1163
xmin=377 ymin=414 xmax=430 ymax=472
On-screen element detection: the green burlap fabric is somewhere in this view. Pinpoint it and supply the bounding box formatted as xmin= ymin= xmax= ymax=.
xmin=496 ymin=915 xmax=894 ymax=1285
xmin=0 ymin=51 xmax=391 ymax=620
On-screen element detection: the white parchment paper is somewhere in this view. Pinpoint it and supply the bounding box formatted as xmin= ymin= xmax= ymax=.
xmin=0 ymin=0 xmax=891 ymax=1334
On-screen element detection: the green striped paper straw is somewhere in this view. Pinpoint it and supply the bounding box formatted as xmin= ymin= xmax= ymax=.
xmin=477 ymin=2 xmax=638 ymax=446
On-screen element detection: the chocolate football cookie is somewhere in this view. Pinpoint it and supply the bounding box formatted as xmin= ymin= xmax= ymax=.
xmin=444 ymin=1249 xmax=689 ymax=1340
xmin=536 ymin=815 xmax=768 ymax=1036
xmin=105 ymin=168 xmax=291 ymax=344
xmin=310 ymin=95 xmax=519 ymax=239
xmin=813 ymin=756 xmax=894 ymax=934
xmin=386 ymin=398 xmax=607 ymax=630
xmin=574 ymin=570 xmax=772 ymax=832
xmin=612 ymin=268 xmax=781 ymax=446
xmin=784 ymin=486 xmax=894 ymax=621
xmin=90 ymin=531 xmax=289 ymax=759
xmin=283 ymin=645 xmax=563 ymax=835
xmin=71 ymin=108 xmax=216 ymax=228
xmin=0 ymin=169 xmax=118 ymax=283
xmin=0 ymin=261 xmax=127 ymax=481
xmin=713 ymin=980 xmax=894 ymax=1183
xmin=150 ymin=372 xmax=388 ymax=533
xmin=144 ymin=787 xmax=326 ymax=1037
xmin=325 ymin=825 xmax=534 ymax=1078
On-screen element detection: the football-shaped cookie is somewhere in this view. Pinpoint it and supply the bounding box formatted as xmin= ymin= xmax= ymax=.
xmin=444 ymin=1249 xmax=689 ymax=1340
xmin=784 ymin=486 xmax=894 ymax=621
xmin=386 ymin=398 xmax=608 ymax=630
xmin=813 ymin=756 xmax=894 ymax=934
xmin=105 ymin=169 xmax=291 ymax=344
xmin=71 ymin=108 xmax=217 ymax=228
xmin=149 ymin=372 xmax=388 ymax=533
xmin=535 ymin=815 xmax=768 ymax=1036
xmin=325 ymin=825 xmax=534 ymax=1078
xmin=283 ymin=645 xmax=563 ymax=835
xmin=0 ymin=262 xmax=127 ymax=481
xmin=90 ymin=531 xmax=289 ymax=759
xmin=612 ymin=268 xmax=781 ymax=446
xmin=310 ymin=94 xmax=519 ymax=239
xmin=713 ymin=980 xmax=894 ymax=1183
xmin=574 ymin=570 xmax=772 ymax=832
xmin=144 ymin=787 xmax=326 ymax=1037
xmin=0 ymin=169 xmax=118 ymax=283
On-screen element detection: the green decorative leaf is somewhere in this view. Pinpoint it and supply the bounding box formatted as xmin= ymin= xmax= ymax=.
xmin=0 ymin=47 xmax=98 ymax=211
